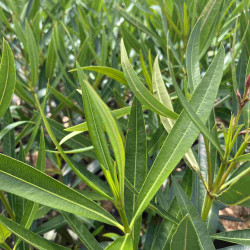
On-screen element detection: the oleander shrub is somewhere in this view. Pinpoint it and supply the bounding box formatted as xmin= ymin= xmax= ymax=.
xmin=0 ymin=0 xmax=249 ymax=249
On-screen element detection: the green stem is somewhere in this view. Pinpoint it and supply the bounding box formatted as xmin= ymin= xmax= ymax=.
xmin=117 ymin=206 xmax=130 ymax=234
xmin=0 ymin=191 xmax=15 ymax=221
xmin=204 ymin=137 xmax=213 ymax=190
xmin=201 ymin=193 xmax=214 ymax=222
xmin=217 ymin=136 xmax=249 ymax=190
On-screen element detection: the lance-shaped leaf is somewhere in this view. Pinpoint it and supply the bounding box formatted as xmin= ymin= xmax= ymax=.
xmin=0 ymin=214 xmax=68 ymax=250
xmin=77 ymin=63 xmax=125 ymax=198
xmin=169 ymin=58 xmax=224 ymax=158
xmin=0 ymin=39 xmax=16 ymax=119
xmin=0 ymin=154 xmax=123 ymax=230
xmin=106 ymin=234 xmax=133 ymax=250
xmin=170 ymin=214 xmax=200 ymax=250
xmin=14 ymin=130 xmax=46 ymax=249
xmin=152 ymin=56 xmax=200 ymax=174
xmin=217 ymin=166 xmax=250 ymax=207
xmin=131 ymin=45 xmax=224 ymax=226
xmin=186 ymin=18 xmax=202 ymax=92
xmin=125 ymin=98 xmax=147 ymax=248
xmin=62 ymin=212 xmax=102 ymax=250
xmin=70 ymin=66 xmax=128 ymax=86
xmin=211 ymin=229 xmax=250 ymax=245
xmin=151 ymin=167 xmax=193 ymax=250
xmin=172 ymin=177 xmax=215 ymax=250
xmin=25 ymin=20 xmax=39 ymax=86
xmin=121 ymin=39 xmax=178 ymax=119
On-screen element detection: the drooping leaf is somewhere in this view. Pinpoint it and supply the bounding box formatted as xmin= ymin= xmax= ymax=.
xmin=170 ymin=214 xmax=200 ymax=250
xmin=131 ymin=44 xmax=225 ymax=226
xmin=0 ymin=39 xmax=16 ymax=119
xmin=72 ymin=66 xmax=128 ymax=86
xmin=0 ymin=154 xmax=123 ymax=230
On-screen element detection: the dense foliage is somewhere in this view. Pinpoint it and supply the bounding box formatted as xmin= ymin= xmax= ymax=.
xmin=0 ymin=0 xmax=249 ymax=249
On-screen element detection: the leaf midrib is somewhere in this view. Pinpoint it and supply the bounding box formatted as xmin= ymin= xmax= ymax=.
xmin=0 ymin=169 xmax=117 ymax=226
xmin=133 ymin=54 xmax=220 ymax=224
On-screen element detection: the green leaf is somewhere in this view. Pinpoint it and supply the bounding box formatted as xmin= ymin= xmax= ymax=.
xmin=0 ymin=154 xmax=123 ymax=230
xmin=77 ymin=63 xmax=126 ymax=199
xmin=0 ymin=39 xmax=16 ymax=119
xmin=172 ymin=177 xmax=215 ymax=250
xmin=121 ymin=39 xmax=178 ymax=120
xmin=230 ymin=154 xmax=250 ymax=163
xmin=70 ymin=66 xmax=128 ymax=86
xmin=0 ymin=121 xmax=30 ymax=141
xmin=217 ymin=166 xmax=250 ymax=207
xmin=151 ymin=167 xmax=193 ymax=250
xmin=64 ymin=106 xmax=133 ymax=132
xmin=14 ymin=129 xmax=46 ymax=249
xmin=46 ymin=30 xmax=56 ymax=79
xmin=0 ymin=214 xmax=69 ymax=249
xmin=62 ymin=212 xmax=102 ymax=250
xmin=105 ymin=234 xmax=133 ymax=250
xmin=125 ymin=98 xmax=147 ymax=249
xmin=186 ymin=18 xmax=202 ymax=92
xmin=125 ymin=98 xmax=147 ymax=220
xmin=169 ymin=55 xmax=224 ymax=158
xmin=0 ymin=223 xmax=11 ymax=243
xmin=170 ymin=214 xmax=200 ymax=250
xmin=76 ymin=65 xmax=115 ymax=173
xmin=131 ymin=44 xmax=225 ymax=226
xmin=211 ymin=229 xmax=250 ymax=245
xmin=25 ymin=20 xmax=39 ymax=86
xmin=199 ymin=0 xmax=222 ymax=57
xmin=152 ymin=58 xmax=201 ymax=174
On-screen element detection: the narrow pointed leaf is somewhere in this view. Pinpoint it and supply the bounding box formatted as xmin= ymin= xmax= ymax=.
xmin=121 ymin=40 xmax=178 ymax=119
xmin=0 ymin=39 xmax=16 ymax=119
xmin=211 ymin=229 xmax=250 ymax=245
xmin=0 ymin=214 xmax=69 ymax=250
xmin=152 ymin=57 xmax=201 ymax=174
xmin=125 ymin=98 xmax=147 ymax=248
xmin=170 ymin=214 xmax=200 ymax=250
xmin=62 ymin=212 xmax=102 ymax=250
xmin=169 ymin=58 xmax=224 ymax=158
xmin=0 ymin=154 xmax=122 ymax=229
xmin=25 ymin=20 xmax=39 ymax=86
xmin=132 ymin=45 xmax=224 ymax=226
xmin=172 ymin=177 xmax=215 ymax=250
xmin=77 ymin=63 xmax=125 ymax=198
xmin=186 ymin=18 xmax=202 ymax=92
